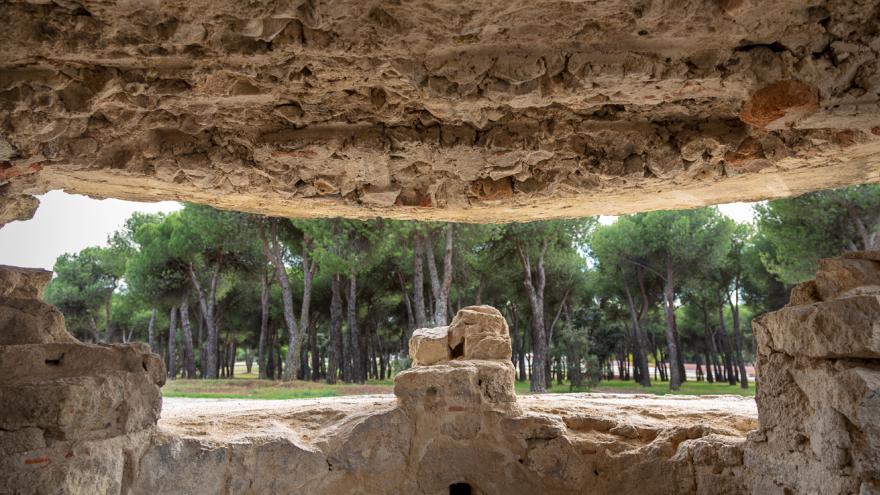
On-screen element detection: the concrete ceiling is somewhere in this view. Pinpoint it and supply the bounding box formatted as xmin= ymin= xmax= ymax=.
xmin=1 ymin=0 xmax=879 ymax=224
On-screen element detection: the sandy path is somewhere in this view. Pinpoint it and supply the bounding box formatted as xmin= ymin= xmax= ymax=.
xmin=160 ymin=393 xmax=758 ymax=442
xmin=162 ymin=393 xmax=757 ymax=418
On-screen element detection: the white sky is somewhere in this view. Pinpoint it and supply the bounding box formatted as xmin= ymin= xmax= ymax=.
xmin=597 ymin=202 xmax=755 ymax=226
xmin=0 ymin=191 xmax=182 ymax=270
xmin=0 ymin=192 xmax=756 ymax=271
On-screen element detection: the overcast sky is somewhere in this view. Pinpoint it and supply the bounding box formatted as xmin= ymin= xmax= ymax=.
xmin=0 ymin=191 xmax=757 ymax=271
xmin=0 ymin=191 xmax=182 ymax=270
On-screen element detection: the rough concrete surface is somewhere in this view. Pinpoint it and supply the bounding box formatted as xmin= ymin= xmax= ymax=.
xmin=0 ymin=265 xmax=165 ymax=495
xmin=146 ymin=394 xmax=757 ymax=495
xmin=1 ymin=0 xmax=879 ymax=223
xmin=0 ymin=265 xmax=75 ymax=345
xmin=748 ymin=251 xmax=880 ymax=495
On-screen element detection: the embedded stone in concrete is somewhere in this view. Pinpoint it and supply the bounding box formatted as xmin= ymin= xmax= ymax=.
xmin=409 ymin=326 xmax=450 ymax=366
xmin=447 ymin=306 xmax=512 ymax=361
xmin=1 ymin=429 xmax=153 ymax=495
xmin=739 ymin=80 xmax=818 ymax=130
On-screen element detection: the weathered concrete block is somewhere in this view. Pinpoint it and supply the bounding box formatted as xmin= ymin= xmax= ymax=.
xmin=0 ymin=265 xmax=52 ymax=299
xmin=409 ymin=326 xmax=450 ymax=365
xmin=793 ymin=365 xmax=880 ymax=475
xmin=0 ymin=297 xmax=77 ymax=345
xmin=749 ymin=252 xmax=880 ymax=494
xmin=787 ymin=279 xmax=820 ymax=306
xmin=0 ymin=265 xmax=165 ymax=495
xmin=448 ymin=305 xmax=512 ymax=360
xmin=815 ymin=257 xmax=880 ymax=301
xmin=394 ymin=359 xmax=519 ymax=415
xmin=0 ymin=342 xmax=165 ymax=385
xmin=754 ymin=295 xmax=880 ymax=358
xmin=0 ymin=372 xmax=163 ymax=441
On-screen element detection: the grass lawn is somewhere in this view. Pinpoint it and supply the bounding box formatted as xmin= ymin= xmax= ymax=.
xmin=162 ymin=372 xmax=394 ymax=400
xmin=163 ymin=372 xmax=754 ymax=400
xmin=513 ymin=380 xmax=577 ymax=394
xmin=590 ymin=378 xmax=755 ymax=397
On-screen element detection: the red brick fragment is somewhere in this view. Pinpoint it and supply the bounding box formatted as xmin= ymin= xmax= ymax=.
xmin=740 ymin=80 xmax=818 ymax=129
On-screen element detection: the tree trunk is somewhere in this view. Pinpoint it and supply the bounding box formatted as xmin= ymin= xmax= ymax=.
xmin=276 ymin=332 xmax=283 ymax=378
xmin=347 ymin=272 xmax=363 ymax=383
xmin=397 ymin=270 xmax=415 ymax=355
xmin=198 ymin=311 xmax=206 ymax=378
xmin=426 ymin=224 xmax=454 ymax=326
xmin=845 ymin=202 xmax=872 ymax=250
xmin=87 ymin=313 xmax=101 ymax=342
xmin=412 ymin=232 xmax=428 ymax=328
xmin=673 ymin=316 xmax=686 ymax=382
xmin=510 ymin=308 xmax=527 ymax=382
xmin=702 ymin=306 xmax=719 ymax=383
xmin=704 ymin=352 xmax=714 ymax=382
xmin=622 ymin=278 xmax=651 ymax=386
xmin=227 ymin=336 xmax=236 ymax=378
xmin=518 ymin=242 xmax=548 ymax=393
xmin=544 ymin=292 xmax=569 ymax=389
xmin=718 ymin=304 xmax=736 ymax=385
xmin=147 ymin=308 xmax=156 ymax=351
xmin=653 ymin=345 xmax=665 ymax=381
xmin=188 ymin=262 xmax=220 ymax=379
xmin=696 ymin=355 xmax=704 ymax=381
xmin=727 ymin=288 xmax=749 ymax=389
xmin=265 ymin=320 xmax=277 ymax=380
xmin=179 ymin=294 xmax=197 ymax=379
xmin=300 ymin=335 xmax=309 ymax=380
xmin=526 ymin=353 xmax=531 ymax=381
xmin=299 ymin=237 xmax=317 ymax=380
xmin=424 ymin=228 xmax=441 ymax=326
xmin=475 ymin=276 xmax=485 ymax=306
xmin=555 ymin=356 xmax=564 ymax=385
xmin=167 ymin=305 xmax=177 ymax=379
xmin=341 ymin=325 xmax=352 ymax=383
xmin=329 ymin=273 xmax=343 ymax=384
xmin=258 ymin=219 xmax=300 ymax=382
xmin=245 ymin=348 xmax=254 ymax=374
xmin=369 ymin=324 xmax=380 ymax=380
xmin=359 ymin=314 xmax=369 ymax=381
xmin=661 ymin=265 xmax=682 ymax=390
xmin=258 ymin=271 xmax=270 ymax=379
xmin=310 ymin=315 xmax=320 ymax=381
xmin=104 ymin=288 xmax=114 ymax=341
